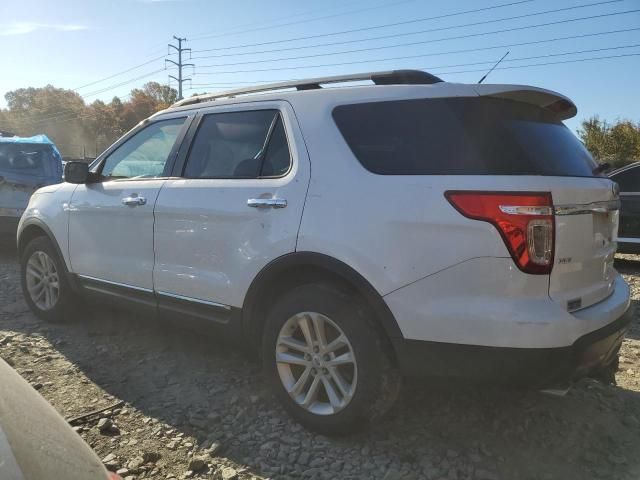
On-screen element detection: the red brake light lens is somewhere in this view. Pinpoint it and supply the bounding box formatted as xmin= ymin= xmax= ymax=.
xmin=445 ymin=191 xmax=554 ymax=274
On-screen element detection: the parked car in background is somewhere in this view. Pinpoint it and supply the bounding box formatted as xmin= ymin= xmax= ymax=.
xmin=0 ymin=135 xmax=63 ymax=237
xmin=17 ymin=70 xmax=632 ymax=434
xmin=609 ymin=162 xmax=640 ymax=253
xmin=0 ymin=359 xmax=118 ymax=480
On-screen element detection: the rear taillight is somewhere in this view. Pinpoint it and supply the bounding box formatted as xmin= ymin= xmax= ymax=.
xmin=445 ymin=191 xmax=554 ymax=274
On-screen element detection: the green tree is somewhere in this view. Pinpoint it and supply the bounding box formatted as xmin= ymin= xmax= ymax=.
xmin=578 ymin=116 xmax=640 ymax=168
xmin=2 ymin=85 xmax=87 ymax=156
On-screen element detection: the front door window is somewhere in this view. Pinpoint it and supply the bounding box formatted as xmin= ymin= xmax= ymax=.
xmin=101 ymin=118 xmax=186 ymax=179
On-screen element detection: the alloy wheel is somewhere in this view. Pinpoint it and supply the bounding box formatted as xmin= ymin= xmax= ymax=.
xmin=25 ymin=251 xmax=60 ymax=311
xmin=275 ymin=311 xmax=357 ymax=415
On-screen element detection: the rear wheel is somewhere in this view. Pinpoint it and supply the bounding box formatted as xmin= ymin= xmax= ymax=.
xmin=20 ymin=236 xmax=78 ymax=323
xmin=262 ymin=283 xmax=400 ymax=435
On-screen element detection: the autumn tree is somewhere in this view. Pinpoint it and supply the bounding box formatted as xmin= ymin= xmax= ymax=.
xmin=120 ymin=82 xmax=178 ymax=128
xmin=0 ymin=82 xmax=178 ymax=158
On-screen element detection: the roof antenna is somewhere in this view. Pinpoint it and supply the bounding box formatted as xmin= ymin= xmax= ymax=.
xmin=478 ymin=51 xmax=509 ymax=84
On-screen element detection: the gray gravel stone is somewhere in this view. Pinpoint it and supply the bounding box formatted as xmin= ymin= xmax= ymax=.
xmin=187 ymin=455 xmax=207 ymax=472
xmin=97 ymin=418 xmax=113 ymax=433
xmin=221 ymin=467 xmax=238 ymax=480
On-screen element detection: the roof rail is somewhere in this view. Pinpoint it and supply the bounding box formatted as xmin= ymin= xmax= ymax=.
xmin=172 ymin=69 xmax=443 ymax=107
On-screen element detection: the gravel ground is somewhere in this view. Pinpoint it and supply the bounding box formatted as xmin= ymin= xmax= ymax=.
xmin=2 ymin=244 xmax=640 ymax=480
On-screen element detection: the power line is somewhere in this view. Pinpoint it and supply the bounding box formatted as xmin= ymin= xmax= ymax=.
xmin=9 ymin=61 xmax=176 ymax=127
xmin=66 ymin=0 xmax=500 ymax=98
xmin=143 ymin=0 xmax=420 ymax=56
xmin=14 ymin=64 xmax=171 ymax=125
xmin=190 ymin=9 xmax=640 ymax=75
xmin=10 ymin=49 xmax=640 ymax=129
xmin=5 ymin=4 xmax=628 ymax=124
xmin=4 ymin=111 xmax=90 ymax=130
xmin=17 ymin=69 xmax=167 ymax=126
xmin=189 ymin=27 xmax=640 ymax=76
xmin=185 ymin=44 xmax=640 ymax=89
xmin=191 ymin=0 xmax=535 ymax=54
xmin=15 ymin=107 xmax=99 ymax=127
xmin=16 ymin=95 xmax=134 ymax=128
xmin=72 ymin=54 xmax=169 ymax=91
xmin=423 ymin=43 xmax=640 ymax=70
xmin=3 ymin=55 xmax=174 ymax=129
xmin=3 ymin=38 xmax=180 ymax=128
xmin=436 ymin=51 xmax=640 ymax=75
xmin=190 ymin=0 xmax=614 ymax=57
xmin=29 ymin=8 xmax=629 ymax=120
xmin=189 ymin=0 xmax=424 ymax=42
xmin=81 ymin=68 xmax=169 ymax=98
xmin=20 ymin=69 xmax=170 ymax=126
xmin=183 ymin=52 xmax=640 ymax=92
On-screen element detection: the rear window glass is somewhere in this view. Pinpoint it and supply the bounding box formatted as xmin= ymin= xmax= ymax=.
xmin=0 ymin=144 xmax=57 ymax=177
xmin=332 ymin=97 xmax=597 ymax=176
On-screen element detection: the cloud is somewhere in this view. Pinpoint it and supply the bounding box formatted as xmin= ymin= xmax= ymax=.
xmin=0 ymin=22 xmax=88 ymax=36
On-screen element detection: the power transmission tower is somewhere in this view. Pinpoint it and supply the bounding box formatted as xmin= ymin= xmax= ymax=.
xmin=166 ymin=36 xmax=194 ymax=101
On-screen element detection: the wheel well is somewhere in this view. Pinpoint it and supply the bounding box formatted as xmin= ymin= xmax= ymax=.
xmin=242 ymin=253 xmax=402 ymax=355
xmin=17 ymin=224 xmax=49 ymax=258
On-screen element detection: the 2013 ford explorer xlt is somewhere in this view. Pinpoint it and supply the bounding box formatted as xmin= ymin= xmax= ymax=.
xmin=17 ymin=70 xmax=632 ymax=434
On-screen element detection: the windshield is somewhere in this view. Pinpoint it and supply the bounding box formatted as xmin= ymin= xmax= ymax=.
xmin=333 ymin=97 xmax=598 ymax=176
xmin=0 ymin=144 xmax=58 ymax=177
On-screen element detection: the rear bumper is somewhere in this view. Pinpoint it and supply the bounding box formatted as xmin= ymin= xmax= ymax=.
xmin=392 ymin=299 xmax=633 ymax=388
xmin=385 ymin=257 xmax=630 ymax=348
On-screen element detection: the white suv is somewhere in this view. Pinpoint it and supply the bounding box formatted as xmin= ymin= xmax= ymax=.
xmin=17 ymin=70 xmax=632 ymax=434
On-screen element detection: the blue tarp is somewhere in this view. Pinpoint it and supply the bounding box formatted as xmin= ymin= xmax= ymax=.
xmin=0 ymin=134 xmax=63 ymax=162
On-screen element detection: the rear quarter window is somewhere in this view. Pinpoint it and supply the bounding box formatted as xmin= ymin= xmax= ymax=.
xmin=332 ymin=97 xmax=597 ymax=177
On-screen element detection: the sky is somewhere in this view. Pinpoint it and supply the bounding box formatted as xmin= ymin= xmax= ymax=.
xmin=0 ymin=0 xmax=639 ymax=132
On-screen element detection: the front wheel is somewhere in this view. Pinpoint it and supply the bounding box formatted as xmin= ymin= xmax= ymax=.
xmin=20 ymin=236 xmax=78 ymax=323
xmin=262 ymin=283 xmax=400 ymax=435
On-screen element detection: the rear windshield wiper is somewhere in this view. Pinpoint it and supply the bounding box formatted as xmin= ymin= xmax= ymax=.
xmin=592 ymin=162 xmax=610 ymax=175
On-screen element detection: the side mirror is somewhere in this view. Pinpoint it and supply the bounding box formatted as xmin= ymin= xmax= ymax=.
xmin=63 ymin=161 xmax=89 ymax=184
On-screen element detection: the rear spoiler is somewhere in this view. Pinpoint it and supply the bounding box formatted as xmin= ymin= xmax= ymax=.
xmin=473 ymin=84 xmax=577 ymax=120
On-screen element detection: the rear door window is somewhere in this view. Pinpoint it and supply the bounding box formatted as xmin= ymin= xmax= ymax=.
xmin=183 ymin=110 xmax=291 ymax=179
xmin=332 ymin=97 xmax=597 ymax=176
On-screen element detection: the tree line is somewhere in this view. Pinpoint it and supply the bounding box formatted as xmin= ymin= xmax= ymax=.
xmin=0 ymin=82 xmax=178 ymax=158
xmin=577 ymin=117 xmax=640 ymax=169
xmin=1 ymin=83 xmax=639 ymax=166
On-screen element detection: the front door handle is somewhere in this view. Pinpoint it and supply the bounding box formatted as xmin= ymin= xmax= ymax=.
xmin=247 ymin=198 xmax=287 ymax=209
xmin=122 ymin=195 xmax=147 ymax=206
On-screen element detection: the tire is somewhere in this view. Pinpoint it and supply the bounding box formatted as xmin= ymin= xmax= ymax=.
xmin=262 ymin=283 xmax=400 ymax=435
xmin=591 ymin=356 xmax=619 ymax=385
xmin=20 ymin=236 xmax=78 ymax=323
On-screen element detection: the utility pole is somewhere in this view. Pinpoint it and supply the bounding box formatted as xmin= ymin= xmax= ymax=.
xmin=166 ymin=36 xmax=194 ymax=101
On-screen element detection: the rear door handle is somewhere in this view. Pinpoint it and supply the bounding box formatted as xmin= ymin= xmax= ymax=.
xmin=247 ymin=198 xmax=287 ymax=209
xmin=122 ymin=195 xmax=147 ymax=206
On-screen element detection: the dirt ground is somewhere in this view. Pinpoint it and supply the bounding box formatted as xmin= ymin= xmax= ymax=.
xmin=1 ymin=244 xmax=640 ymax=480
